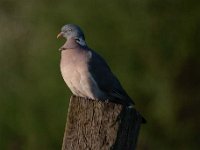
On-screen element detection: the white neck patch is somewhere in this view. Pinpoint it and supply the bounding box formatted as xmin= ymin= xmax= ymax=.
xmin=76 ymin=38 xmax=87 ymax=46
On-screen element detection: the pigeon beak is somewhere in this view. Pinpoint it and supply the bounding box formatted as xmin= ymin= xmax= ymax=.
xmin=57 ymin=32 xmax=64 ymax=39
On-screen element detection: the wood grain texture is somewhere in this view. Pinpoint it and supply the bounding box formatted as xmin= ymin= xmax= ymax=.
xmin=62 ymin=96 xmax=143 ymax=150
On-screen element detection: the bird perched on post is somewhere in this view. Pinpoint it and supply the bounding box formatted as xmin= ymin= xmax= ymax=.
xmin=57 ymin=24 xmax=135 ymax=108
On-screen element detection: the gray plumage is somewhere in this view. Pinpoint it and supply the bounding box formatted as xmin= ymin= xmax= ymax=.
xmin=57 ymin=24 xmax=134 ymax=107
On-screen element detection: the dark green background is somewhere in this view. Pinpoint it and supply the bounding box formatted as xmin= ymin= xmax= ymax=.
xmin=0 ymin=0 xmax=200 ymax=149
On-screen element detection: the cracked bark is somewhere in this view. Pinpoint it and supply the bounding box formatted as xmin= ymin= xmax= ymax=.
xmin=61 ymin=95 xmax=143 ymax=150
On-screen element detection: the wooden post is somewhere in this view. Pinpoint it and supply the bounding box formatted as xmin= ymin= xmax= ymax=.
xmin=62 ymin=95 xmax=144 ymax=150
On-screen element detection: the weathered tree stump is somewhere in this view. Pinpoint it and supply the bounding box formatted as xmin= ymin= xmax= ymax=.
xmin=62 ymin=95 xmax=144 ymax=150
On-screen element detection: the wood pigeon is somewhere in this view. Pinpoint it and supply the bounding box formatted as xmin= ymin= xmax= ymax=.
xmin=57 ymin=24 xmax=135 ymax=108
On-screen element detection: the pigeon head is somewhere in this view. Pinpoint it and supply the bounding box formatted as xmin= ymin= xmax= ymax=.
xmin=57 ymin=24 xmax=85 ymax=40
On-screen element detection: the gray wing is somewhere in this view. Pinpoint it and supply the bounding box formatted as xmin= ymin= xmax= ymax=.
xmin=88 ymin=50 xmax=135 ymax=105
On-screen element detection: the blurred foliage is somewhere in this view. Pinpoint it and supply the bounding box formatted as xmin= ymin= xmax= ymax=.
xmin=0 ymin=0 xmax=200 ymax=149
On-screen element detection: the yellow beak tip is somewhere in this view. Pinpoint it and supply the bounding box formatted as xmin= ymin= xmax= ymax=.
xmin=57 ymin=32 xmax=63 ymax=39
